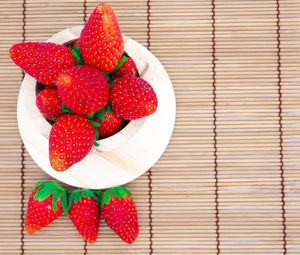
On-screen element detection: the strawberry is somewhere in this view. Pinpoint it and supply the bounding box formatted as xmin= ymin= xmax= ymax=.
xmin=92 ymin=107 xmax=123 ymax=139
xmin=79 ymin=3 xmax=124 ymax=73
xmin=111 ymin=76 xmax=158 ymax=120
xmin=101 ymin=186 xmax=139 ymax=244
xmin=25 ymin=181 xmax=68 ymax=234
xmin=110 ymin=56 xmax=138 ymax=81
xmin=49 ymin=114 xmax=95 ymax=171
xmin=57 ymin=65 xmax=110 ymax=115
xmin=72 ymin=39 xmax=79 ymax=49
xmin=36 ymin=88 xmax=63 ymax=121
xmin=9 ymin=42 xmax=75 ymax=86
xmin=67 ymin=189 xmax=101 ymax=243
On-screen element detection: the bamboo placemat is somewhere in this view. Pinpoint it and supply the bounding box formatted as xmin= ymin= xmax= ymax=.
xmin=1 ymin=0 xmax=300 ymax=254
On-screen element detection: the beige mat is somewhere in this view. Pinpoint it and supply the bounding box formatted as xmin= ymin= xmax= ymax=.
xmin=1 ymin=0 xmax=300 ymax=254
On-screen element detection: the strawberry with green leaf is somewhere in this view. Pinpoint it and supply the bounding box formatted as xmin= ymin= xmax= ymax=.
xmin=92 ymin=104 xmax=123 ymax=139
xmin=101 ymin=186 xmax=139 ymax=244
xmin=25 ymin=181 xmax=68 ymax=234
xmin=67 ymin=189 xmax=101 ymax=243
xmin=110 ymin=55 xmax=138 ymax=81
xmin=79 ymin=3 xmax=124 ymax=73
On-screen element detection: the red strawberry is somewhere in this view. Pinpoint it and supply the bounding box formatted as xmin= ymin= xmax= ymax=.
xmin=9 ymin=42 xmax=75 ymax=86
xmin=92 ymin=107 xmax=123 ymax=139
xmin=67 ymin=189 xmax=101 ymax=243
xmin=25 ymin=181 xmax=68 ymax=234
xmin=111 ymin=76 xmax=158 ymax=120
xmin=72 ymin=39 xmax=79 ymax=49
xmin=49 ymin=114 xmax=95 ymax=171
xmin=36 ymin=88 xmax=63 ymax=121
xmin=79 ymin=3 xmax=124 ymax=73
xmin=110 ymin=56 xmax=138 ymax=81
xmin=57 ymin=65 xmax=110 ymax=115
xmin=101 ymin=186 xmax=139 ymax=244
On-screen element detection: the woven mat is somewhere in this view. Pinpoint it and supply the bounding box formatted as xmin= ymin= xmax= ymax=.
xmin=1 ymin=0 xmax=300 ymax=254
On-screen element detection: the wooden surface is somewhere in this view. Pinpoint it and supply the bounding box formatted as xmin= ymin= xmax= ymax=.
xmin=18 ymin=26 xmax=176 ymax=189
xmin=1 ymin=0 xmax=300 ymax=254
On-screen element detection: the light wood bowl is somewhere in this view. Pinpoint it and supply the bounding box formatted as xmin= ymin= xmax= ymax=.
xmin=17 ymin=26 xmax=176 ymax=189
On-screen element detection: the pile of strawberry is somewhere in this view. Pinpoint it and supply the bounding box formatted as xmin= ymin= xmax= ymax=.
xmin=10 ymin=3 xmax=158 ymax=172
xmin=26 ymin=181 xmax=138 ymax=244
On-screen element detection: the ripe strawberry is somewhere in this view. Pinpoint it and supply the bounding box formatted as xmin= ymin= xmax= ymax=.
xmin=49 ymin=114 xmax=95 ymax=171
xmin=36 ymin=88 xmax=63 ymax=121
xmin=101 ymin=186 xmax=139 ymax=244
xmin=92 ymin=108 xmax=123 ymax=139
xmin=67 ymin=189 xmax=101 ymax=243
xmin=79 ymin=3 xmax=124 ymax=73
xmin=9 ymin=42 xmax=75 ymax=86
xmin=72 ymin=39 xmax=79 ymax=49
xmin=25 ymin=181 xmax=68 ymax=234
xmin=110 ymin=56 xmax=138 ymax=81
xmin=57 ymin=65 xmax=110 ymax=115
xmin=111 ymin=76 xmax=158 ymax=120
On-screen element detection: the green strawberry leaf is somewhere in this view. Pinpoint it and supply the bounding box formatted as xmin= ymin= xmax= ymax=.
xmin=61 ymin=189 xmax=68 ymax=215
xmin=34 ymin=183 xmax=54 ymax=201
xmin=105 ymin=103 xmax=112 ymax=115
xmin=86 ymin=113 xmax=94 ymax=119
xmin=32 ymin=181 xmax=67 ymax=212
xmin=101 ymin=71 xmax=112 ymax=88
xmin=52 ymin=117 xmax=57 ymax=122
xmin=131 ymin=68 xmax=136 ymax=76
xmin=101 ymin=190 xmax=112 ymax=208
xmin=61 ymin=103 xmax=73 ymax=114
xmin=95 ymin=190 xmax=102 ymax=196
xmin=31 ymin=180 xmax=48 ymax=189
xmin=100 ymin=186 xmax=132 ymax=208
xmin=52 ymin=190 xmax=60 ymax=211
xmin=95 ymin=108 xmax=105 ymax=121
xmin=74 ymin=191 xmax=81 ymax=203
xmin=67 ymin=192 xmax=75 ymax=212
xmin=72 ymin=45 xmax=84 ymax=66
xmin=112 ymin=55 xmax=127 ymax=73
xmin=81 ymin=189 xmax=100 ymax=203
xmin=90 ymin=120 xmax=100 ymax=127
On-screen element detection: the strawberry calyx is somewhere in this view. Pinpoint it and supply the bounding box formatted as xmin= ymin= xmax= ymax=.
xmin=70 ymin=45 xmax=84 ymax=66
xmin=112 ymin=55 xmax=128 ymax=73
xmin=101 ymin=71 xmax=112 ymax=88
xmin=61 ymin=103 xmax=73 ymax=114
xmin=67 ymin=189 xmax=101 ymax=214
xmin=31 ymin=180 xmax=68 ymax=214
xmin=100 ymin=186 xmax=132 ymax=208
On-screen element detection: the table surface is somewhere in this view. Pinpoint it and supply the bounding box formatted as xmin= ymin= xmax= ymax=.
xmin=1 ymin=0 xmax=300 ymax=254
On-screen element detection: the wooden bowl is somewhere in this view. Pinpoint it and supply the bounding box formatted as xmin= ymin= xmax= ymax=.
xmin=17 ymin=26 xmax=176 ymax=189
